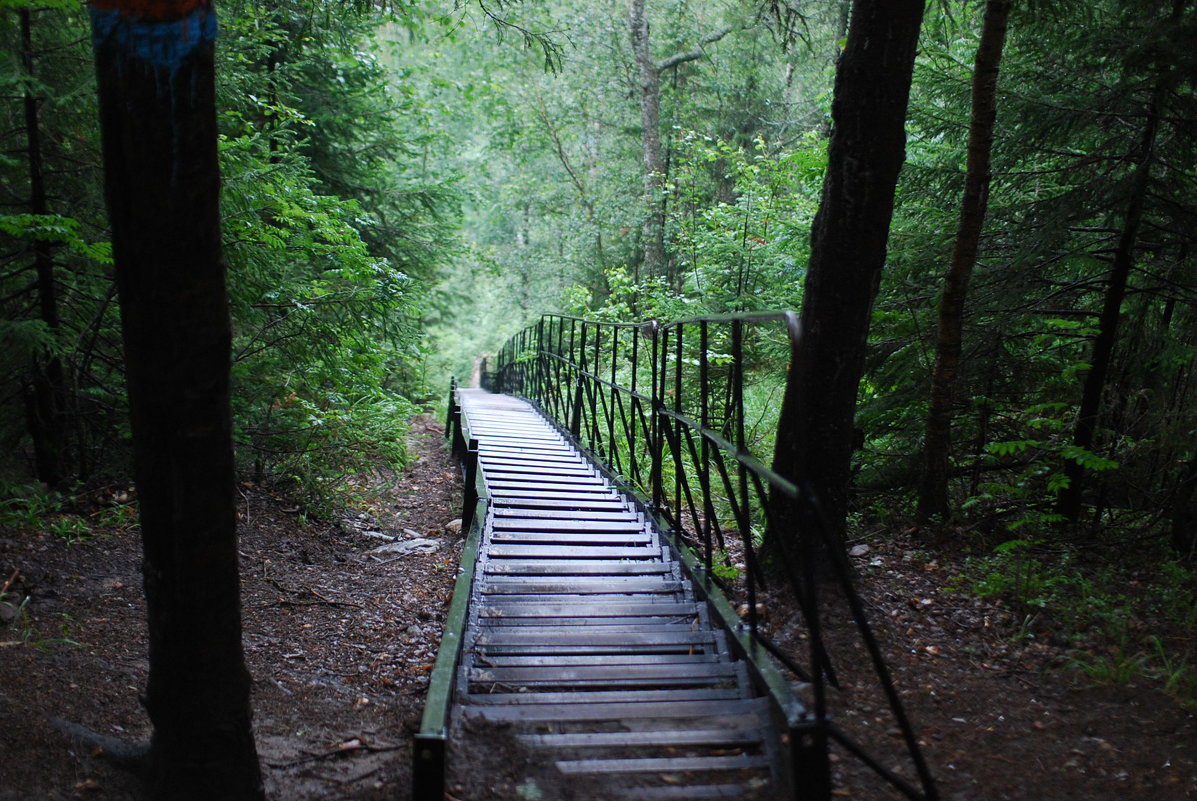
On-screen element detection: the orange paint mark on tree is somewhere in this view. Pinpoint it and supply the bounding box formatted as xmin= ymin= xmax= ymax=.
xmin=89 ymin=0 xmax=209 ymax=22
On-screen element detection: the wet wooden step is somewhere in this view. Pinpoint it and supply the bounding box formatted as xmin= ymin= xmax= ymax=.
xmin=484 ymin=560 xmax=671 ymax=576
xmin=460 ymin=697 xmax=771 ymax=724
xmin=464 ymin=688 xmax=742 ymax=706
xmin=486 ymin=544 xmax=657 ymax=560
xmin=473 ymin=652 xmax=720 ymax=667
xmin=493 ymin=507 xmax=639 ymax=521
xmin=488 ymin=484 xmax=617 ymax=495
xmin=518 ymin=728 xmax=763 ymax=749
xmin=479 ymin=601 xmax=698 ymax=619
xmin=555 ymin=754 xmax=769 ymax=775
xmin=473 ymin=629 xmax=718 ymax=651
xmin=469 ymin=661 xmax=739 ymax=687
xmin=489 ymin=531 xmax=653 ymax=546
xmin=620 ymin=783 xmax=759 ymax=800
xmin=492 ymin=496 xmax=629 ymax=511
xmin=491 ymin=516 xmax=644 ymax=531
xmin=479 ymin=577 xmax=684 ymax=595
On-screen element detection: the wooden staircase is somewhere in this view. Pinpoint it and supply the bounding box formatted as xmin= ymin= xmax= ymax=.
xmin=443 ymin=389 xmax=781 ymax=800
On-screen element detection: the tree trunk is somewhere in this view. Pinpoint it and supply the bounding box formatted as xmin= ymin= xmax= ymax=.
xmin=629 ymin=0 xmax=667 ymax=280
xmin=20 ymin=8 xmax=68 ymax=487
xmin=1055 ymin=0 xmax=1182 ymax=522
xmin=917 ymin=0 xmax=1013 ymax=522
xmin=90 ymin=2 xmax=264 ymax=799
xmin=1171 ymin=456 xmax=1197 ymax=557
xmin=769 ymin=0 xmax=925 ymax=553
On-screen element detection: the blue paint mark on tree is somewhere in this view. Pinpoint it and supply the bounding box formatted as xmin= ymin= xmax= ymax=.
xmin=90 ymin=4 xmax=217 ymax=79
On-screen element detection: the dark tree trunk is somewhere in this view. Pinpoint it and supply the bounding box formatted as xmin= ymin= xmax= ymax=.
xmin=1055 ymin=0 xmax=1183 ymax=522
xmin=629 ymin=0 xmax=667 ymax=280
xmin=1172 ymin=457 xmax=1197 ymax=557
xmin=20 ymin=8 xmax=68 ymax=487
xmin=917 ymin=0 xmax=1013 ymax=522
xmin=90 ymin=2 xmax=264 ymax=798
xmin=769 ymin=0 xmax=925 ymax=553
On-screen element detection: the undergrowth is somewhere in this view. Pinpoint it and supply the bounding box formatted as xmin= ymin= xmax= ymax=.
xmin=956 ymin=534 xmax=1197 ymax=708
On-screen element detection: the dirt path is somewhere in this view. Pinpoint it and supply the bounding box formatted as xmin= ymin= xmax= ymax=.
xmin=0 ymin=415 xmax=461 ymax=801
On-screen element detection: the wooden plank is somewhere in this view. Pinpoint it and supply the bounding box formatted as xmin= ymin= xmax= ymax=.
xmin=486 ymin=473 xmax=608 ymax=487
xmin=624 ymin=785 xmax=754 ymax=800
xmin=492 ymin=496 xmax=627 ymax=511
xmin=463 ymin=689 xmax=742 ymax=706
xmin=480 ymin=444 xmax=578 ymax=457
xmin=474 ymin=628 xmax=713 ymax=647
xmin=479 ymin=578 xmax=683 ymax=594
xmin=486 ymin=545 xmax=656 ymax=560
xmin=480 ymin=601 xmax=697 ymax=618
xmin=470 ymin=662 xmax=737 ymax=684
xmin=479 ymin=617 xmax=699 ymax=629
xmin=481 ymin=455 xmax=588 ymax=468
xmin=518 ymin=728 xmax=762 ymax=748
xmin=488 ymin=483 xmax=622 ymax=495
xmin=493 ymin=507 xmax=639 ymax=521
xmin=473 ymin=652 xmax=720 ymax=667
xmin=484 ymin=560 xmax=670 ymax=576
xmin=554 ymin=754 xmax=769 ymax=774
xmin=459 ymin=697 xmax=770 ymax=724
xmin=489 ymin=532 xmax=653 ymax=546
xmin=481 ymin=462 xmax=593 ymax=476
xmin=480 ymin=593 xmax=686 ymax=605
xmin=491 ymin=517 xmax=644 ymax=532
xmin=489 ymin=486 xmax=618 ymax=499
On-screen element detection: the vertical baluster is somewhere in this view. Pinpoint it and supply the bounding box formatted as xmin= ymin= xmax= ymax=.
xmin=609 ymin=324 xmax=618 ymax=472
xmin=700 ymin=322 xmax=713 ymax=572
xmin=650 ymin=322 xmax=663 ymax=512
xmin=732 ymin=318 xmax=759 ymax=635
xmin=673 ymin=323 xmax=684 ymax=535
xmin=630 ymin=325 xmax=641 ymax=487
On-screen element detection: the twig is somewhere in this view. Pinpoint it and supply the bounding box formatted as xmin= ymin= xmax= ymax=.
xmin=264 ymin=741 xmax=403 ymax=769
xmin=309 ymin=587 xmax=364 ymax=609
xmin=0 ymin=568 xmax=18 ymax=597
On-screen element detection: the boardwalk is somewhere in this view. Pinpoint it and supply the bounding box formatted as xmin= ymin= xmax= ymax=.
xmin=442 ymin=389 xmax=781 ymax=800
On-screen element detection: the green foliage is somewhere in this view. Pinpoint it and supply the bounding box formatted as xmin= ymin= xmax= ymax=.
xmin=667 ymin=132 xmax=823 ymax=311
xmin=961 ymin=540 xmax=1197 ymax=703
xmin=211 ymin=0 xmax=463 ymax=501
xmin=967 ymin=536 xmax=1070 ymax=621
xmin=0 ymin=481 xmax=66 ymax=530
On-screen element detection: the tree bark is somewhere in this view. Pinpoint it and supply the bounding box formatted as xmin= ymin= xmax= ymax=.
xmin=1055 ymin=0 xmax=1183 ymax=522
xmin=769 ymin=0 xmax=925 ymax=552
xmin=1171 ymin=456 xmax=1197 ymax=557
xmin=20 ymin=8 xmax=68 ymax=487
xmin=917 ymin=0 xmax=1012 ymax=522
xmin=628 ymin=0 xmax=667 ymax=280
xmin=90 ymin=2 xmax=264 ymax=798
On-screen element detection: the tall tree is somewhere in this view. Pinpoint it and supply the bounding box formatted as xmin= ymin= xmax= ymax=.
xmin=628 ymin=0 xmax=734 ymax=285
xmin=19 ymin=7 xmax=68 ymax=487
xmin=89 ymin=1 xmax=263 ymax=797
xmin=917 ymin=0 xmax=1013 ymax=522
xmin=769 ymin=0 xmax=926 ymax=548
xmin=1055 ymin=0 xmax=1188 ymax=523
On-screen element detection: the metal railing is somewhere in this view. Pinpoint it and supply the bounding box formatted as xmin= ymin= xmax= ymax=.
xmin=489 ymin=312 xmax=938 ymax=801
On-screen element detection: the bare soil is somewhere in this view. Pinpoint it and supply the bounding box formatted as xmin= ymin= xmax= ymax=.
xmin=1 ymin=416 xmax=1195 ymax=800
xmin=0 ymin=414 xmax=462 ymax=801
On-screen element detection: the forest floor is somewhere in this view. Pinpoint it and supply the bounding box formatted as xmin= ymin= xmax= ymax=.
xmin=1 ymin=413 xmax=1195 ymax=800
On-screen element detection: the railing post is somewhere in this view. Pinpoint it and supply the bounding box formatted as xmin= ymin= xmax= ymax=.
xmin=569 ymin=377 xmax=583 ymax=438
xmin=445 ymin=377 xmax=458 ymax=444
xmin=462 ymin=437 xmax=480 ymax=532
